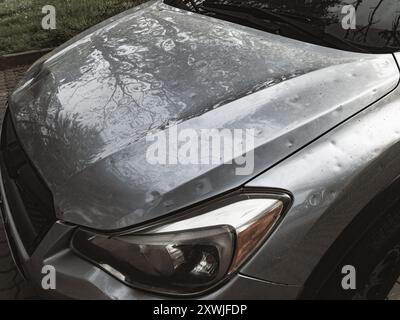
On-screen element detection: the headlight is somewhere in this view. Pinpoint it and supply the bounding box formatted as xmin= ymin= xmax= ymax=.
xmin=71 ymin=191 xmax=290 ymax=295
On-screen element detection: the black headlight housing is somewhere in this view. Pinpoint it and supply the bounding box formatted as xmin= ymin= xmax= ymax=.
xmin=71 ymin=191 xmax=291 ymax=296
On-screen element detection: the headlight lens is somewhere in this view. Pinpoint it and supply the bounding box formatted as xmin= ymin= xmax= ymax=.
xmin=71 ymin=193 xmax=288 ymax=295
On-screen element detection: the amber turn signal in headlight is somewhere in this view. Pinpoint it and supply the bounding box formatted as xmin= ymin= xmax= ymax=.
xmin=71 ymin=192 xmax=289 ymax=295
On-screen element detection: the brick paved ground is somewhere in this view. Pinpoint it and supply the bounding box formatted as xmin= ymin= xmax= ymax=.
xmin=0 ymin=63 xmax=37 ymax=299
xmin=0 ymin=65 xmax=30 ymax=118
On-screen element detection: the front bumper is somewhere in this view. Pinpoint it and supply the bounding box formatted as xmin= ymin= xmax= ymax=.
xmin=0 ymin=166 xmax=299 ymax=299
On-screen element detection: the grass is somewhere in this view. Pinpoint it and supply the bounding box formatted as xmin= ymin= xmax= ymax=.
xmin=0 ymin=0 xmax=147 ymax=55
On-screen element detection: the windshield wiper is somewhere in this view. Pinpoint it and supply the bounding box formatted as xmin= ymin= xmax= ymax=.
xmin=188 ymin=0 xmax=200 ymax=13
xmin=169 ymin=0 xmax=201 ymax=13
xmin=199 ymin=2 xmax=368 ymax=53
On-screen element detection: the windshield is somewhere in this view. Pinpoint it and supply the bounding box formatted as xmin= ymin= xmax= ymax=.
xmin=165 ymin=0 xmax=400 ymax=53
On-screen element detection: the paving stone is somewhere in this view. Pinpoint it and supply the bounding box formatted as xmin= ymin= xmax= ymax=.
xmin=0 ymin=65 xmax=30 ymax=118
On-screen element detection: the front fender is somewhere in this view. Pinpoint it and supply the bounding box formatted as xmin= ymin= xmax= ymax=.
xmin=241 ymin=69 xmax=400 ymax=291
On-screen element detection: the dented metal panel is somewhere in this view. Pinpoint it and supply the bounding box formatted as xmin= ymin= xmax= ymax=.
xmin=7 ymin=1 xmax=400 ymax=229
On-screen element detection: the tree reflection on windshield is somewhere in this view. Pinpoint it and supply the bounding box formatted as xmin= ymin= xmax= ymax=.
xmin=168 ymin=0 xmax=400 ymax=53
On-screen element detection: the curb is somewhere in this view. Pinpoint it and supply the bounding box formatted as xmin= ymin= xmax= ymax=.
xmin=0 ymin=48 xmax=53 ymax=70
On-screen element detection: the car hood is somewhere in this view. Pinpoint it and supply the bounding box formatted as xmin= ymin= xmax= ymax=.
xmin=8 ymin=0 xmax=399 ymax=230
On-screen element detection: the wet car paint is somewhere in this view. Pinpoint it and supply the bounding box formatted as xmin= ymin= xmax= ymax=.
xmin=14 ymin=221 xmax=298 ymax=299
xmin=2 ymin=0 xmax=400 ymax=300
xmin=7 ymin=0 xmax=400 ymax=231
xmin=243 ymin=68 xmax=400 ymax=285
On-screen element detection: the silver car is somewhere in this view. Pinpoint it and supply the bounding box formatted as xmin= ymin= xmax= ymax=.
xmin=2 ymin=0 xmax=400 ymax=299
